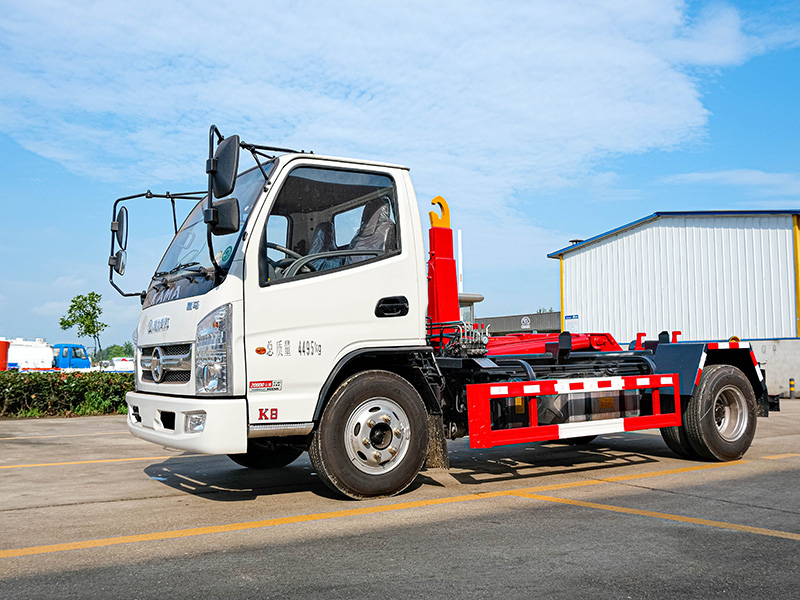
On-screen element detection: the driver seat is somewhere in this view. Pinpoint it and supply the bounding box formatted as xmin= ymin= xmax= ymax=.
xmin=308 ymin=221 xmax=344 ymax=271
xmin=346 ymin=197 xmax=396 ymax=265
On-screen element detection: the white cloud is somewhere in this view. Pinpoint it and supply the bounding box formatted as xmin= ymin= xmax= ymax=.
xmin=54 ymin=276 xmax=88 ymax=288
xmin=32 ymin=301 xmax=66 ymax=317
xmin=661 ymin=3 xmax=757 ymax=66
xmin=661 ymin=169 xmax=800 ymax=196
xmin=1 ymin=0 xmax=774 ymax=192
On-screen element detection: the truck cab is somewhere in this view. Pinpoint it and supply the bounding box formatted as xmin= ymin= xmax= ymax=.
xmin=51 ymin=343 xmax=91 ymax=369
xmin=120 ymin=148 xmax=427 ymax=460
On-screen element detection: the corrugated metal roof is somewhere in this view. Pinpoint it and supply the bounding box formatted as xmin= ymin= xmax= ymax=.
xmin=548 ymin=210 xmax=800 ymax=258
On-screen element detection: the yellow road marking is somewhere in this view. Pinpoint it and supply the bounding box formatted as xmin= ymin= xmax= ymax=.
xmin=513 ymin=492 xmax=800 ymax=541
xmin=600 ymin=461 xmax=747 ymax=481
xmin=0 ymin=432 xmax=125 ymax=441
xmin=0 ymin=461 xmax=744 ymax=558
xmin=763 ymin=453 xmax=800 ymax=460
xmin=0 ymin=456 xmax=182 ymax=469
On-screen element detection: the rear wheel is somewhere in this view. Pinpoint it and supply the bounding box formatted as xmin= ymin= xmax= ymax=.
xmin=660 ymin=424 xmax=700 ymax=459
xmin=227 ymin=439 xmax=303 ymax=469
xmin=309 ymin=370 xmax=428 ymax=499
xmin=684 ymin=364 xmax=757 ymax=461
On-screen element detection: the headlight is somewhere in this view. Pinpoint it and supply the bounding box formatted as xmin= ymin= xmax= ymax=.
xmin=195 ymin=303 xmax=232 ymax=395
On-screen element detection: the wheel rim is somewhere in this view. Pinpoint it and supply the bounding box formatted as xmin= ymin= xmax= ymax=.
xmin=344 ymin=397 xmax=412 ymax=475
xmin=713 ymin=385 xmax=748 ymax=442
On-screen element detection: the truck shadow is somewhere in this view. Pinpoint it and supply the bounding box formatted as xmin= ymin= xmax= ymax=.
xmin=435 ymin=436 xmax=665 ymax=488
xmin=142 ymin=433 xmax=679 ymax=501
xmin=143 ymin=454 xmax=340 ymax=501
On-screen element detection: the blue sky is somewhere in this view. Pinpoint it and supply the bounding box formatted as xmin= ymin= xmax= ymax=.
xmin=1 ymin=0 xmax=799 ymax=349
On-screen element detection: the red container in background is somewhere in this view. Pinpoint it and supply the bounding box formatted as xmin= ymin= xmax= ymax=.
xmin=0 ymin=340 xmax=9 ymax=371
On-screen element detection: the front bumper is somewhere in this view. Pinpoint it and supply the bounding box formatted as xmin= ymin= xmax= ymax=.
xmin=126 ymin=391 xmax=247 ymax=454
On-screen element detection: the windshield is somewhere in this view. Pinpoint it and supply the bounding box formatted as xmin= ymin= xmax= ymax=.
xmin=143 ymin=163 xmax=274 ymax=308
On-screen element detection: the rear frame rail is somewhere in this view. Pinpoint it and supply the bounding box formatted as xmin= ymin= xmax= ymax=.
xmin=466 ymin=374 xmax=681 ymax=449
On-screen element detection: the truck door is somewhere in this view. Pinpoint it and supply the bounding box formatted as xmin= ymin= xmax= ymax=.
xmin=242 ymin=162 xmax=425 ymax=426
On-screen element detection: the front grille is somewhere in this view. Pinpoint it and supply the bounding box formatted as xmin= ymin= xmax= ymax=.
xmin=142 ymin=370 xmax=191 ymax=383
xmin=140 ymin=343 xmax=192 ymax=385
xmin=141 ymin=344 xmax=191 ymax=357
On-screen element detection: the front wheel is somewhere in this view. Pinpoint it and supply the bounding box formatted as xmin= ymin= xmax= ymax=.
xmin=309 ymin=370 xmax=429 ymax=499
xmin=684 ymin=364 xmax=757 ymax=461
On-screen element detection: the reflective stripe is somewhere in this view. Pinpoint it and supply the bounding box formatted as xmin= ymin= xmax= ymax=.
xmin=559 ymin=419 xmax=625 ymax=438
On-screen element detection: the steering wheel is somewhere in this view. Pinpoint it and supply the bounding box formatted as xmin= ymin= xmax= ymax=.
xmin=264 ymin=242 xmax=315 ymax=274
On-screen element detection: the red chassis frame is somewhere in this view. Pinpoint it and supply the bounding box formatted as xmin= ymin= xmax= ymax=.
xmin=466 ymin=374 xmax=682 ymax=449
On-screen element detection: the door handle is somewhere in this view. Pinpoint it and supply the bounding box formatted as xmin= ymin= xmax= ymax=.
xmin=375 ymin=296 xmax=409 ymax=318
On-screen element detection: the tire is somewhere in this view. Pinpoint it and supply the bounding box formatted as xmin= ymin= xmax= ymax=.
xmin=309 ymin=370 xmax=429 ymax=499
xmin=684 ymin=364 xmax=757 ymax=461
xmin=227 ymin=439 xmax=304 ymax=469
xmin=660 ymin=425 xmax=701 ymax=459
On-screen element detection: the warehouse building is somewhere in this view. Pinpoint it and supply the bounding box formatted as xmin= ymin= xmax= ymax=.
xmin=548 ymin=211 xmax=800 ymax=396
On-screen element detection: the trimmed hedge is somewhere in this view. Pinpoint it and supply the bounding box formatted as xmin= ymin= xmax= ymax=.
xmin=0 ymin=371 xmax=133 ymax=418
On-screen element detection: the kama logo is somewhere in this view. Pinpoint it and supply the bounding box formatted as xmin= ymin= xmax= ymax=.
xmin=249 ymin=380 xmax=282 ymax=392
xmin=152 ymin=287 xmax=180 ymax=305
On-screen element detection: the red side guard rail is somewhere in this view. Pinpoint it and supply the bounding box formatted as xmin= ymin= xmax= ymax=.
xmin=466 ymin=374 xmax=682 ymax=449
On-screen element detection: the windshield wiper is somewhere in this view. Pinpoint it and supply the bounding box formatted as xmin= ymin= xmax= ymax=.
xmin=153 ymin=262 xmax=201 ymax=278
xmin=150 ymin=262 xmax=213 ymax=291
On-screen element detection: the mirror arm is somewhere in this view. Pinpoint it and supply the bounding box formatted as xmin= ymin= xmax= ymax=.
xmin=205 ymin=124 xmax=224 ymax=282
xmin=108 ymin=264 xmax=144 ymax=301
xmin=108 ymin=191 xmax=205 ymax=299
xmin=164 ymin=193 xmax=178 ymax=234
xmin=241 ymin=143 xmax=271 ymax=183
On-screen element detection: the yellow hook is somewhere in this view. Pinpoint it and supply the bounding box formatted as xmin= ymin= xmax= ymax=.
xmin=429 ymin=196 xmax=451 ymax=228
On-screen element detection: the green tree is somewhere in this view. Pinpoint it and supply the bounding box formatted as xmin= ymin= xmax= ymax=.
xmin=60 ymin=292 xmax=108 ymax=361
xmin=102 ymin=342 xmax=135 ymax=360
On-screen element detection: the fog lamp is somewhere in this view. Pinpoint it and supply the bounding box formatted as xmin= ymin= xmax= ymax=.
xmin=184 ymin=411 xmax=207 ymax=434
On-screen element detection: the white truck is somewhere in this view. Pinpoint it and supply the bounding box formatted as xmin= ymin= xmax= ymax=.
xmin=109 ymin=126 xmax=775 ymax=499
xmin=1 ymin=338 xmax=53 ymax=370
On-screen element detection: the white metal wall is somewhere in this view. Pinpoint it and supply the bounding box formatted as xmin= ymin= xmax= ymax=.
xmin=562 ymin=215 xmax=797 ymax=343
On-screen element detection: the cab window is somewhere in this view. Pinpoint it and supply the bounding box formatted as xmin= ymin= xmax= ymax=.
xmin=260 ymin=167 xmax=399 ymax=285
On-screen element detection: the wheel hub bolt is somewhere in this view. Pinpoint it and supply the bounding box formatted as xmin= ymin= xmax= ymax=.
xmin=372 ymin=451 xmax=382 ymax=461
xmin=388 ymin=446 xmax=397 ymax=456
xmin=367 ymin=419 xmax=376 ymax=428
xmin=362 ymin=438 xmax=371 ymax=447
xmin=381 ymin=414 xmax=391 ymax=424
xmin=393 ymin=428 xmax=402 ymax=438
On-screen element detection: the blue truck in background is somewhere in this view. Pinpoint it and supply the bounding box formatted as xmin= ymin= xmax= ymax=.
xmin=51 ymin=343 xmax=91 ymax=369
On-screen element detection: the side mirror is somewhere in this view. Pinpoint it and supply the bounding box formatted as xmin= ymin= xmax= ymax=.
xmin=109 ymin=249 xmax=127 ymax=275
xmin=113 ymin=206 xmax=128 ymax=250
xmin=207 ymin=197 xmax=240 ymax=236
xmin=210 ymin=135 xmax=240 ymax=198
